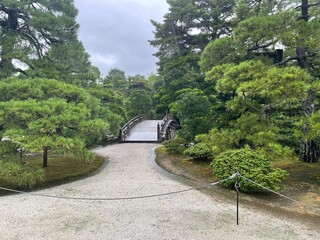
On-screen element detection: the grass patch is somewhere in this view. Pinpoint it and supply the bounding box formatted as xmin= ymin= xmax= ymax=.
xmin=0 ymin=154 xmax=105 ymax=195
xmin=155 ymin=146 xmax=216 ymax=183
xmin=271 ymin=158 xmax=320 ymax=208
xmin=33 ymin=155 xmax=105 ymax=187
xmin=271 ymin=158 xmax=320 ymax=186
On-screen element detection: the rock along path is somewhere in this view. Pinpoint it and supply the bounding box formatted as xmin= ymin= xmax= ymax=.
xmin=0 ymin=143 xmax=319 ymax=240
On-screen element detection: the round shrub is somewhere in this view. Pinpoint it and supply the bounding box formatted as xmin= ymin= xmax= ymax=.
xmin=210 ymin=148 xmax=288 ymax=193
xmin=184 ymin=143 xmax=212 ymax=160
xmin=163 ymin=136 xmax=187 ymax=154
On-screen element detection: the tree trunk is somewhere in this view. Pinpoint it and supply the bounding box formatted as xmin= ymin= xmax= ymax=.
xmin=300 ymin=91 xmax=319 ymax=163
xmin=0 ymin=33 xmax=15 ymax=77
xmin=300 ymin=0 xmax=309 ymax=21
xmin=300 ymin=140 xmax=320 ymax=163
xmin=43 ymin=146 xmax=48 ymax=168
xmin=0 ymin=7 xmax=19 ymax=77
xmin=297 ymin=0 xmax=320 ymax=163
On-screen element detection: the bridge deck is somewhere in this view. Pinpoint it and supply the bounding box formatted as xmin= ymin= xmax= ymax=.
xmin=125 ymin=120 xmax=161 ymax=142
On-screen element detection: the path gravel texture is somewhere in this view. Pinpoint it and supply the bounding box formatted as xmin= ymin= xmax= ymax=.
xmin=0 ymin=143 xmax=319 ymax=240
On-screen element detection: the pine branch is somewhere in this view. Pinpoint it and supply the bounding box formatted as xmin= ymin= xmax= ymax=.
xmin=275 ymin=56 xmax=299 ymax=65
xmin=14 ymin=67 xmax=28 ymax=76
xmin=309 ymin=3 xmax=320 ymax=7
xmin=276 ymin=52 xmax=317 ymax=66
xmin=247 ymin=42 xmax=274 ymax=51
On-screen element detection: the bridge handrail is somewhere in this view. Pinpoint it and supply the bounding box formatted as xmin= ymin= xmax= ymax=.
xmin=120 ymin=115 xmax=144 ymax=141
xmin=159 ymin=113 xmax=178 ymax=141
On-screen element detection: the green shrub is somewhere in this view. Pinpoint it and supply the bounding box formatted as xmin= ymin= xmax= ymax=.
xmin=0 ymin=161 xmax=44 ymax=189
xmin=184 ymin=143 xmax=212 ymax=160
xmin=256 ymin=143 xmax=295 ymax=162
xmin=196 ymin=128 xmax=241 ymax=157
xmin=210 ymin=148 xmax=288 ymax=193
xmin=163 ymin=136 xmax=187 ymax=154
xmin=0 ymin=140 xmax=19 ymax=156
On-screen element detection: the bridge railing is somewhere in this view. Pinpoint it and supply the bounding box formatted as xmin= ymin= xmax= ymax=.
xmin=119 ymin=115 xmax=144 ymax=142
xmin=158 ymin=113 xmax=179 ymax=142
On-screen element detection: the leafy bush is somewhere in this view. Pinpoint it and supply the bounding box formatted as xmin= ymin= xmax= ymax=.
xmin=163 ymin=136 xmax=188 ymax=154
xmin=210 ymin=148 xmax=288 ymax=193
xmin=0 ymin=161 xmax=44 ymax=189
xmin=246 ymin=130 xmax=295 ymax=161
xmin=0 ymin=140 xmax=19 ymax=156
xmin=184 ymin=143 xmax=212 ymax=160
xmin=256 ymin=143 xmax=295 ymax=162
xmin=196 ymin=128 xmax=241 ymax=157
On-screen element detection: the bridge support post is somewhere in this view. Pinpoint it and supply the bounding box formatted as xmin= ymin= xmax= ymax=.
xmin=158 ymin=113 xmax=179 ymax=142
xmin=157 ymin=123 xmax=160 ymax=142
xmin=118 ymin=129 xmax=122 ymax=142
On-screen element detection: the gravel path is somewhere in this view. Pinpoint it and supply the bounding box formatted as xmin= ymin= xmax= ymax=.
xmin=0 ymin=143 xmax=319 ymax=240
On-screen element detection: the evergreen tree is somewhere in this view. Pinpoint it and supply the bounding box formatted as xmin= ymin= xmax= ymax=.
xmin=150 ymin=0 xmax=236 ymax=113
xmin=0 ymin=0 xmax=94 ymax=81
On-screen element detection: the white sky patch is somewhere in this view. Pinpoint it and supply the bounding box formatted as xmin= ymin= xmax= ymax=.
xmin=92 ymin=53 xmax=118 ymax=66
xmin=90 ymin=53 xmax=118 ymax=76
xmin=12 ymin=58 xmax=29 ymax=70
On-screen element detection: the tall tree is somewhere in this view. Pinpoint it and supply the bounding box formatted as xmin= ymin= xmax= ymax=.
xmin=103 ymin=68 xmax=127 ymax=89
xmin=0 ymin=98 xmax=107 ymax=168
xmin=30 ymin=41 xmax=101 ymax=85
xmin=150 ymin=0 xmax=236 ymax=113
xmin=200 ymin=0 xmax=298 ymax=72
xmin=289 ymin=0 xmax=320 ymax=163
xmin=127 ymin=89 xmax=153 ymax=119
xmin=170 ymin=88 xmax=212 ymax=141
xmin=201 ymin=60 xmax=311 ymax=161
xmin=200 ymin=0 xmax=320 ymax=163
xmin=0 ymin=0 xmax=80 ymax=78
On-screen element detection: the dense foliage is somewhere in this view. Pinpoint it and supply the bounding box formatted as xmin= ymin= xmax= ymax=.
xmin=0 ymin=160 xmax=44 ymax=189
xmin=153 ymin=0 xmax=320 ymax=164
xmin=170 ymin=89 xmax=212 ymax=141
xmin=0 ymin=0 xmax=98 ymax=81
xmin=163 ymin=136 xmax=188 ymax=155
xmin=0 ymin=78 xmax=123 ymax=167
xmin=184 ymin=143 xmax=212 ymax=161
xmin=210 ymin=148 xmax=288 ymax=192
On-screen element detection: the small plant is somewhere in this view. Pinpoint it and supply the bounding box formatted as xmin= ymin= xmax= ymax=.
xmin=210 ymin=148 xmax=288 ymax=193
xmin=184 ymin=143 xmax=212 ymax=160
xmin=163 ymin=136 xmax=188 ymax=154
xmin=0 ymin=140 xmax=19 ymax=158
xmin=0 ymin=160 xmax=44 ymax=189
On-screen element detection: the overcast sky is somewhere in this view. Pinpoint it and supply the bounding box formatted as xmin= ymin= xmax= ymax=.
xmin=74 ymin=0 xmax=169 ymax=77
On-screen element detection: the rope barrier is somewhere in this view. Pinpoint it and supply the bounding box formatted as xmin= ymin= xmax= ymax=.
xmin=0 ymin=176 xmax=232 ymax=201
xmin=0 ymin=172 xmax=319 ymax=214
xmin=239 ymin=175 xmax=320 ymax=212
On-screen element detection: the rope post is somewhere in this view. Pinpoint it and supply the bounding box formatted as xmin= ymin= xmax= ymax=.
xmin=234 ymin=170 xmax=240 ymax=226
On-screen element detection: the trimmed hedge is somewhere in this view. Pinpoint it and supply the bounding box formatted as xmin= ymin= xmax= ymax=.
xmin=184 ymin=143 xmax=212 ymax=160
xmin=210 ymin=148 xmax=288 ymax=193
xmin=163 ymin=137 xmax=187 ymax=154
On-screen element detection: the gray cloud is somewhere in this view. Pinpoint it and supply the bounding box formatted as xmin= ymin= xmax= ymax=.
xmin=74 ymin=0 xmax=168 ymax=77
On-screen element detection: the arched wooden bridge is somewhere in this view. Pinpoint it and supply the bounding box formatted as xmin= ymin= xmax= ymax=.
xmin=119 ymin=114 xmax=179 ymax=143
